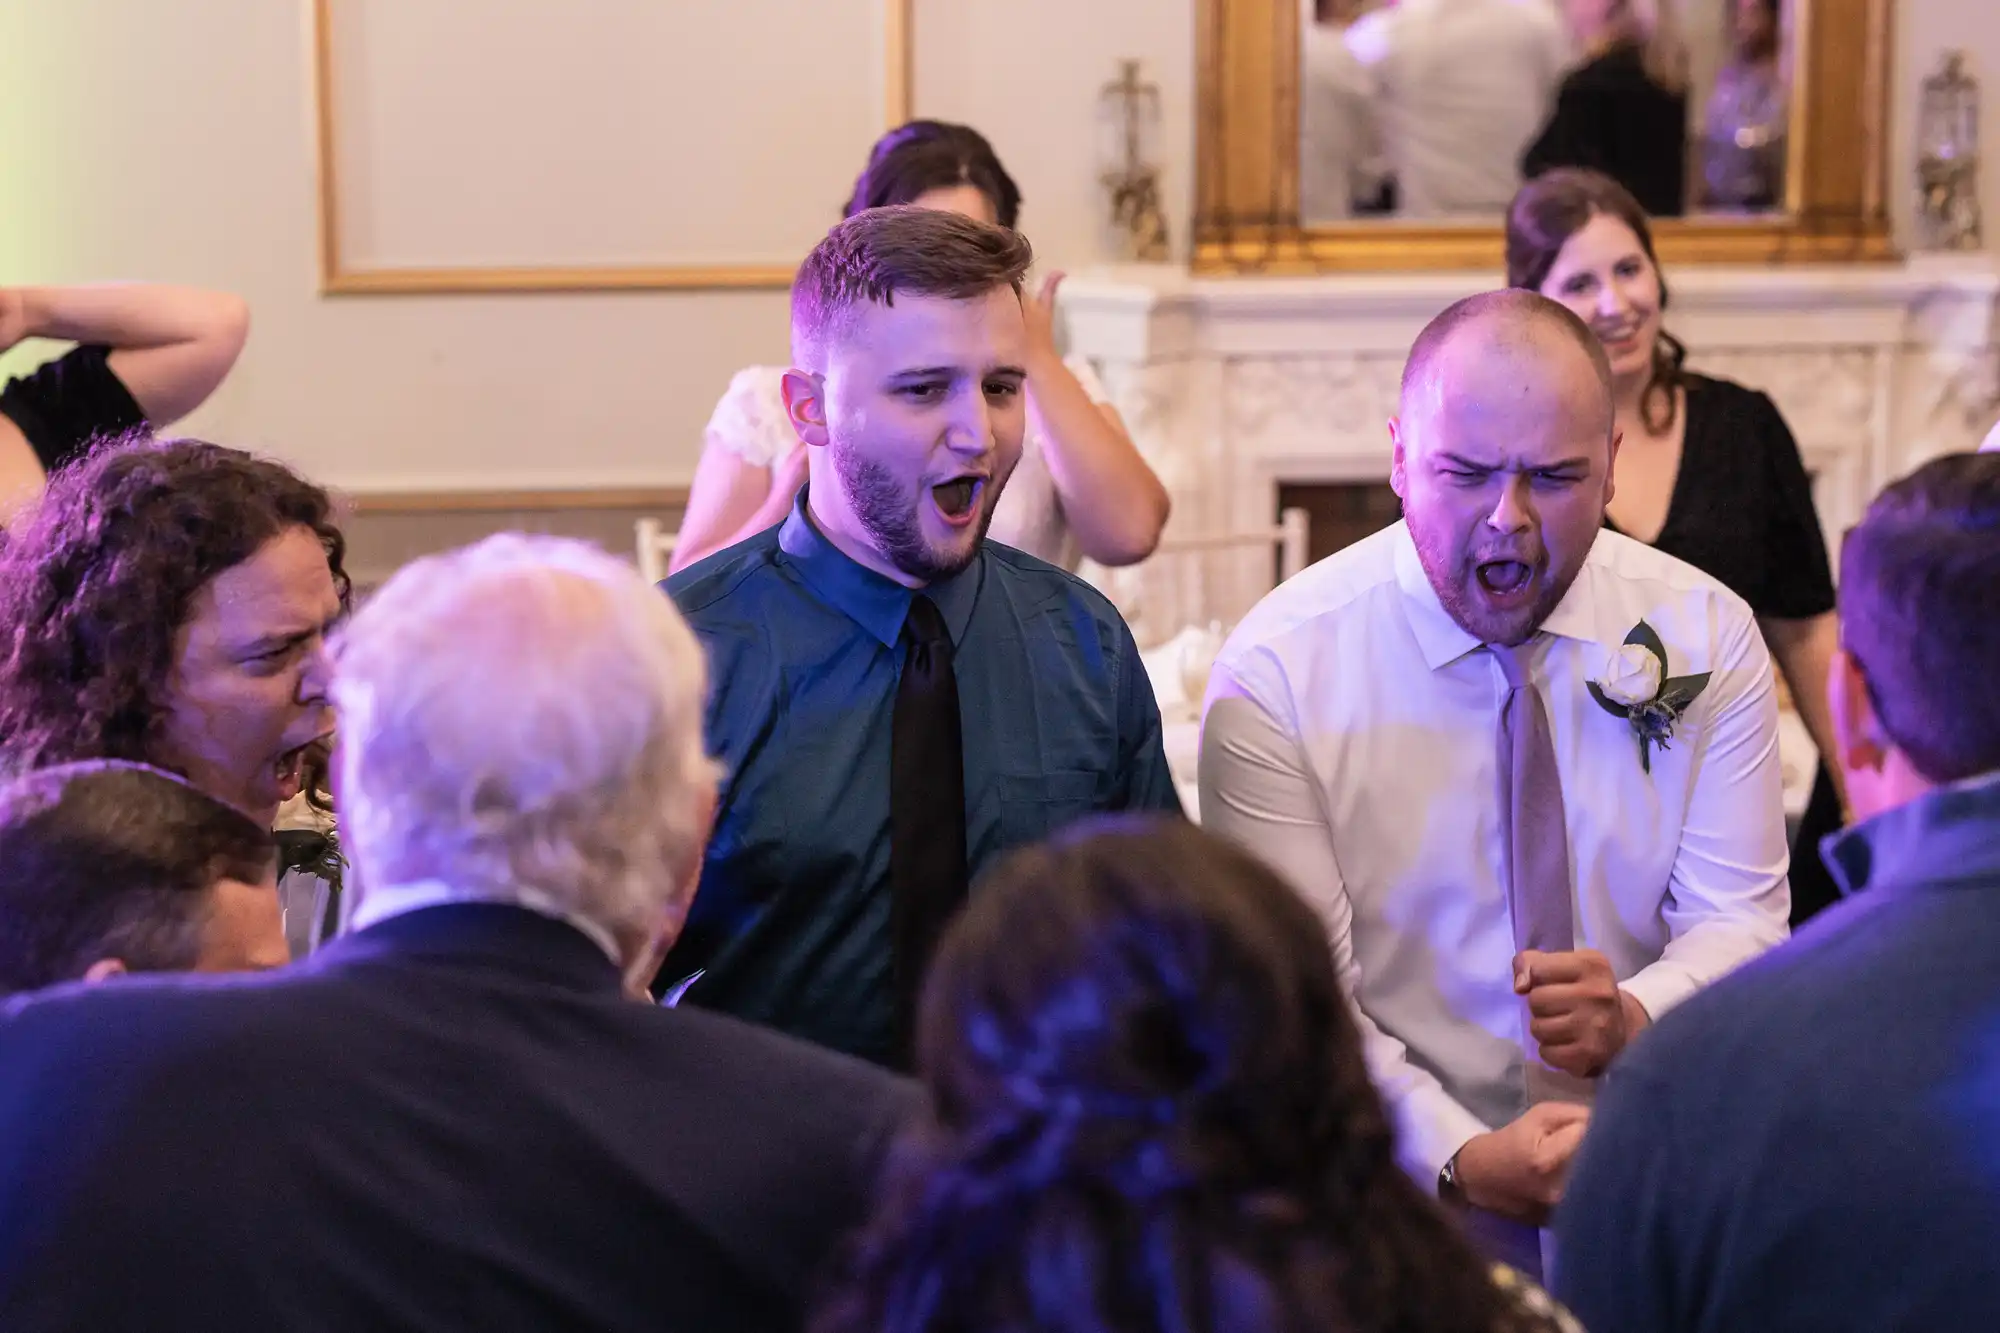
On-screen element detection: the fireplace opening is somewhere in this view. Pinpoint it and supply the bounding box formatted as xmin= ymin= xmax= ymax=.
xmin=1278 ymin=481 xmax=1403 ymax=571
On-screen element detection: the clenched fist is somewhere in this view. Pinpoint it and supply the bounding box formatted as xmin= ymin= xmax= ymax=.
xmin=1514 ymin=948 xmax=1651 ymax=1078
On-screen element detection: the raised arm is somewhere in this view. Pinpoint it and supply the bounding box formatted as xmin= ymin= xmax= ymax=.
xmin=669 ymin=368 xmax=815 ymax=574
xmin=0 ymin=283 xmax=249 ymax=424
xmin=1022 ymin=275 xmax=1170 ymax=567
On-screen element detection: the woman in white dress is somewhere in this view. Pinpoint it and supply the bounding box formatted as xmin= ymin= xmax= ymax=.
xmin=669 ymin=121 xmax=1170 ymax=575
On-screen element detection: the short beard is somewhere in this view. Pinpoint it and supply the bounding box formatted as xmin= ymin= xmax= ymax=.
xmin=831 ymin=440 xmax=992 ymax=584
xmin=1409 ymin=519 xmax=1577 ymax=646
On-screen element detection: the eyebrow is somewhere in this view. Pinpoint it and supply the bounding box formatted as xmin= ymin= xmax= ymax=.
xmin=235 ymin=613 xmax=339 ymax=657
xmin=885 ymin=363 xmax=1029 ymax=382
xmin=1435 ymin=452 xmax=1592 ymax=473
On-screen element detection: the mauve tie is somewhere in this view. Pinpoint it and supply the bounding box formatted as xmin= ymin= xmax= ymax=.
xmin=1490 ymin=639 xmax=1590 ymax=1108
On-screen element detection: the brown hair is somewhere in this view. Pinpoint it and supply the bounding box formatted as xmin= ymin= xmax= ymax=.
xmin=1838 ymin=452 xmax=2000 ymax=783
xmin=1506 ymin=168 xmax=1688 ymax=435
xmin=0 ymin=432 xmax=350 ymax=778
xmin=815 ymin=817 xmax=1517 ymax=1333
xmin=790 ymin=205 xmax=1033 ymax=369
xmin=0 ymin=760 xmax=276 ymax=994
xmin=844 ymin=121 xmax=1022 ymax=230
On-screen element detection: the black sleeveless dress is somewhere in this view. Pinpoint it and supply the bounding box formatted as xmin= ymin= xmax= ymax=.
xmin=1605 ymin=372 xmax=1843 ymax=927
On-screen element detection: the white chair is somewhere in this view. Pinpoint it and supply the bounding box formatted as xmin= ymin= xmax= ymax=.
xmin=634 ymin=518 xmax=679 ymax=586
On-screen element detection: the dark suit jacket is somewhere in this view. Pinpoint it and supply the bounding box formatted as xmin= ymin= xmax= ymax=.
xmin=1522 ymin=42 xmax=1689 ymax=217
xmin=0 ymin=903 xmax=919 ymax=1332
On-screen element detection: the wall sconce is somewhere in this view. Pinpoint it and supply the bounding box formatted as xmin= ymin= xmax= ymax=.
xmin=1098 ymin=59 xmax=1170 ymax=262
xmin=1916 ymin=50 xmax=1982 ymax=252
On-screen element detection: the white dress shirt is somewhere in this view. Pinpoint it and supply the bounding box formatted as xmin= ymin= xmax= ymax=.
xmin=1300 ymin=21 xmax=1383 ymax=221
xmin=1200 ymin=522 xmax=1790 ymax=1188
xmin=1344 ymin=0 xmax=1572 ymax=217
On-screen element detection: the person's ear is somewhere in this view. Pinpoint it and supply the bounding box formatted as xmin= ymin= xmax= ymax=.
xmin=80 ymin=957 xmax=129 ymax=985
xmin=1388 ymin=417 xmax=1409 ymax=500
xmin=1827 ymin=646 xmax=1890 ymax=780
xmin=781 ymin=369 xmax=830 ymax=450
xmin=1603 ymin=425 xmax=1623 ymax=509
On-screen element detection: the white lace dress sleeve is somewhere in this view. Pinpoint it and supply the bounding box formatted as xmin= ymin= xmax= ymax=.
xmin=703 ymin=366 xmax=799 ymax=469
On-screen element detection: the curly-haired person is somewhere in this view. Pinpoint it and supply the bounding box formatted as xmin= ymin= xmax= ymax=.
xmin=813 ymin=816 xmax=1582 ymax=1333
xmin=0 ymin=432 xmax=347 ymax=955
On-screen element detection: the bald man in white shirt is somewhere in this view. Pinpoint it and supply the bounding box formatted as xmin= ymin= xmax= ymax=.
xmin=1981 ymin=417 xmax=1999 ymax=452
xmin=1200 ymin=289 xmax=1789 ymax=1276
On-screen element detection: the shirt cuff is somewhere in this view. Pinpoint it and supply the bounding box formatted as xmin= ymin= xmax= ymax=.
xmin=1393 ymin=1093 xmax=1493 ymax=1194
xmin=1618 ymin=966 xmax=1701 ymax=1025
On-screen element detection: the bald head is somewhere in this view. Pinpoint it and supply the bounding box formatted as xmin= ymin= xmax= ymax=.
xmin=1401 ymin=289 xmax=1615 ymax=430
xmin=1390 ymin=289 xmax=1621 ymax=645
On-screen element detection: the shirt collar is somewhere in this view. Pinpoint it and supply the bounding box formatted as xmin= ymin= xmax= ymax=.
xmin=348 ymin=879 xmax=624 ymax=966
xmin=778 ymin=485 xmax=983 ymax=649
xmin=1821 ymin=768 xmax=2000 ymax=899
xmin=1390 ymin=522 xmax=1609 ymax=671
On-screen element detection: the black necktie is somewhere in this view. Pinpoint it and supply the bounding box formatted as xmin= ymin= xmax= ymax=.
xmin=889 ymin=594 xmax=968 ymax=1068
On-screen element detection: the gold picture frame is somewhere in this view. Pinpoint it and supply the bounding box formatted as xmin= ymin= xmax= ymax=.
xmin=1193 ymin=0 xmax=1895 ymax=272
xmin=312 ymin=0 xmax=914 ymax=294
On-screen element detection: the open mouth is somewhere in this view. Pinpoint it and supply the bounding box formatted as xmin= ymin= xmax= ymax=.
xmin=1595 ymin=323 xmax=1643 ymax=349
xmin=1475 ymin=559 xmax=1535 ymax=600
xmin=930 ymin=476 xmax=985 ymax=526
xmin=272 ymin=735 xmax=332 ymax=806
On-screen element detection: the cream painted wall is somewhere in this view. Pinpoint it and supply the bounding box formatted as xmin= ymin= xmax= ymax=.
xmin=1892 ymin=0 xmax=2000 ymax=250
xmin=0 ymin=0 xmax=1988 ymax=491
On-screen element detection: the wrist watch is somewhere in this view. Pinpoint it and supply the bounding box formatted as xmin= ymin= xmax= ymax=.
xmin=1438 ymin=1150 xmax=1466 ymax=1205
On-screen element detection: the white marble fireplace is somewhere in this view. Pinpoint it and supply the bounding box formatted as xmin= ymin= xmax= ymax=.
xmin=1063 ymin=257 xmax=2000 ymax=649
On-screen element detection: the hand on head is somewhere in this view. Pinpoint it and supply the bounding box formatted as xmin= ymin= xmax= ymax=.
xmin=1022 ymin=271 xmax=1066 ymax=364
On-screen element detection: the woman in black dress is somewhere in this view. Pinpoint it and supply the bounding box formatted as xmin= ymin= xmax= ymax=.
xmin=1506 ymin=168 xmax=1846 ymax=926
xmin=1522 ymin=0 xmax=1689 ymax=216
xmin=0 ymin=282 xmax=250 ymax=527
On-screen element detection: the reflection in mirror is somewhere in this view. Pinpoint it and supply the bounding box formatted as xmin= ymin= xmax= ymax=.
xmin=1299 ymin=0 xmax=1792 ymax=225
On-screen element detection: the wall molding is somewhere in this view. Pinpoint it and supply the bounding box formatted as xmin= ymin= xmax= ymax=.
xmin=311 ymin=0 xmax=914 ymax=295
xmin=342 ymin=485 xmax=690 ymax=515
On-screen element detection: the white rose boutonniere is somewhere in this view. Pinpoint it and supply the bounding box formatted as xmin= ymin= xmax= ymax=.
xmin=1587 ymin=620 xmax=1711 ymax=773
xmin=1596 ymin=642 xmax=1664 ymax=708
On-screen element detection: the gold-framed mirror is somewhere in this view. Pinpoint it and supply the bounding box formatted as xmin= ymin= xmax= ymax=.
xmin=1193 ymin=0 xmax=1893 ymax=271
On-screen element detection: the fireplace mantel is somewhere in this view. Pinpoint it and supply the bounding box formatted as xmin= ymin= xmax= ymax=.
xmin=1064 ymin=257 xmax=2000 ymax=646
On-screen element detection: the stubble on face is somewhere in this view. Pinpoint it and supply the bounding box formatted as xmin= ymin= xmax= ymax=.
xmin=1397 ymin=323 xmax=1616 ymax=645
xmin=814 ymin=288 xmax=1029 ymax=586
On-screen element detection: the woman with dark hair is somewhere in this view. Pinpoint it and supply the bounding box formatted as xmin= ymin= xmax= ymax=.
xmin=1522 ymin=0 xmax=1690 ymax=216
xmin=0 ymin=432 xmax=350 ymax=953
xmin=670 ymin=121 xmax=1169 ymax=574
xmin=0 ymin=283 xmax=250 ymax=526
xmin=815 ymin=817 xmax=1581 ymax=1333
xmin=1506 ymin=167 xmax=1844 ymax=925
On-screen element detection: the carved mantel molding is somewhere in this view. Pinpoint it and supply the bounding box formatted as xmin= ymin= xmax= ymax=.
xmin=1066 ymin=258 xmax=2000 ymax=641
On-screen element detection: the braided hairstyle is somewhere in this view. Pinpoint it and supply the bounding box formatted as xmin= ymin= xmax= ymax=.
xmin=815 ymin=817 xmax=1514 ymax=1333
